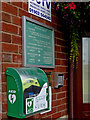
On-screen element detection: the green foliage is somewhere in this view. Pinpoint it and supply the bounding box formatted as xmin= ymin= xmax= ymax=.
xmin=70 ymin=28 xmax=79 ymax=67
xmin=54 ymin=2 xmax=90 ymax=67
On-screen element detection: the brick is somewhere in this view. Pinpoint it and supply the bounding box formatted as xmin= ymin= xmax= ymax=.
xmin=2 ymin=2 xmax=18 ymax=15
xmin=55 ymin=45 xmax=61 ymax=52
xmin=52 ymin=93 xmax=56 ymax=100
xmin=44 ymin=21 xmax=52 ymax=27
xmin=2 ymin=112 xmax=8 ymax=119
xmin=0 ymin=53 xmax=2 ymax=61
xmin=2 ymin=63 xmax=18 ymax=72
xmin=45 ymin=69 xmax=53 ymax=73
xmin=52 ymin=100 xmax=61 ymax=107
xmin=56 ymin=25 xmax=65 ymax=33
xmin=3 ymin=53 xmax=12 ymax=62
xmin=2 ymin=43 xmax=18 ymax=53
xmin=62 ymin=86 xmax=68 ymax=91
xmin=0 ymin=76 xmax=2 ymax=83
xmin=0 ymin=84 xmax=1 ymax=90
xmin=55 ymin=38 xmax=57 ymax=44
xmin=18 ymin=63 xmax=23 ymax=67
xmin=2 ymin=12 xmax=11 ymax=23
xmin=2 ymin=93 xmax=7 ymax=103
xmin=39 ymin=112 xmax=47 ymax=118
xmin=19 ymin=46 xmax=22 ymax=54
xmin=51 ymin=80 xmax=55 ymax=87
xmin=57 ymin=92 xmax=65 ymax=99
xmin=13 ymin=54 xmax=22 ymax=63
xmin=52 ymin=87 xmax=62 ymax=94
xmin=2 ymin=83 xmax=7 ymax=92
xmin=56 ymin=39 xmax=67 ymax=46
xmin=44 ymin=115 xmax=52 ymax=119
xmin=2 ymin=33 xmax=11 ymax=43
xmin=2 ymin=74 xmax=6 ymax=82
xmin=52 ymin=15 xmax=60 ymax=25
xmin=65 ymin=80 xmax=68 ymax=86
xmin=0 ymin=104 xmax=2 ymax=115
xmin=55 ymin=59 xmax=61 ymax=65
xmin=12 ymin=2 xmax=22 ymax=8
xmin=47 ymin=107 xmax=57 ymax=116
xmin=64 ymin=73 xmax=68 ymax=79
xmin=61 ymin=47 xmax=68 ymax=53
xmin=19 ymin=8 xmax=30 ymax=17
xmin=49 ymin=18 xmax=56 ymax=27
xmin=55 ymin=31 xmax=64 ymax=39
xmin=23 ymin=2 xmax=28 ymax=11
xmin=2 ymin=103 xmax=7 ymax=112
xmin=32 ymin=15 xmax=44 ymax=23
xmin=60 ymin=60 xmax=68 ymax=66
xmin=52 ymin=107 xmax=57 ymax=114
xmin=51 ymin=7 xmax=57 ymax=16
xmin=44 ymin=21 xmax=55 ymax=29
xmin=12 ymin=35 xmax=22 ymax=45
xmin=0 ymin=43 xmax=2 ymax=52
xmin=0 ymin=113 xmax=2 ymax=119
xmin=19 ymin=27 xmax=22 ymax=36
xmin=45 ymin=110 xmax=52 ymax=116
xmin=65 ymin=104 xmax=68 ymax=110
xmin=12 ymin=16 xmax=21 ymax=26
xmin=61 ymin=98 xmax=68 ymax=104
xmin=51 ymin=22 xmax=56 ymax=29
xmin=55 ymin=52 xmax=57 ymax=58
xmin=0 ymin=33 xmax=2 ymax=42
xmin=61 ymin=110 xmax=68 ymax=116
xmin=33 ymin=113 xmax=40 ymax=119
xmin=26 ymin=115 xmax=34 ymax=119
xmin=56 ymin=66 xmax=68 ymax=72
xmin=57 ymin=53 xmax=68 ymax=59
xmin=0 ymin=93 xmax=2 ymax=103
xmin=52 ymin=112 xmax=61 ymax=119
xmin=57 ymin=105 xmax=66 ymax=112
xmin=2 ymin=22 xmax=18 ymax=34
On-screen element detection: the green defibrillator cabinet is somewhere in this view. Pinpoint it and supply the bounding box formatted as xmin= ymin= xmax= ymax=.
xmin=5 ymin=67 xmax=49 ymax=118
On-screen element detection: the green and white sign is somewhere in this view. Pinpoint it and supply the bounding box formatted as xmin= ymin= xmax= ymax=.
xmin=26 ymin=98 xmax=33 ymax=114
xmin=22 ymin=16 xmax=55 ymax=68
xmin=26 ymin=83 xmax=48 ymax=114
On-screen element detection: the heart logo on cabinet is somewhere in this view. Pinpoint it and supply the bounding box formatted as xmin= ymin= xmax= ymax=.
xmin=8 ymin=94 xmax=16 ymax=104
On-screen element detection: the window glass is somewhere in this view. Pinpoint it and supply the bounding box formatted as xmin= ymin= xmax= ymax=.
xmin=82 ymin=37 xmax=90 ymax=103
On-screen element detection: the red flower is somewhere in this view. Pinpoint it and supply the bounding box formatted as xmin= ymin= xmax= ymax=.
xmin=69 ymin=2 xmax=76 ymax=10
xmin=64 ymin=3 xmax=69 ymax=9
xmin=64 ymin=6 xmax=68 ymax=9
xmin=56 ymin=4 xmax=59 ymax=10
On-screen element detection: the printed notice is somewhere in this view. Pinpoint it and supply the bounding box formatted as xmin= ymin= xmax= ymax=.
xmin=22 ymin=16 xmax=54 ymax=68
xmin=28 ymin=0 xmax=51 ymax=22
xmin=25 ymin=20 xmax=54 ymax=67
xmin=26 ymin=83 xmax=48 ymax=114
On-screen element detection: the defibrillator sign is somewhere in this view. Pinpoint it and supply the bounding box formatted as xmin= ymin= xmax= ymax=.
xmin=26 ymin=83 xmax=48 ymax=114
xmin=28 ymin=0 xmax=51 ymax=22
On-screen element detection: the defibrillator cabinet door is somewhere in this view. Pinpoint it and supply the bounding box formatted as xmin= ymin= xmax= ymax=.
xmin=6 ymin=67 xmax=49 ymax=118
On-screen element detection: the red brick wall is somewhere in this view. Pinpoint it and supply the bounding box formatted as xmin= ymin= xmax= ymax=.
xmin=0 ymin=1 xmax=2 ymax=119
xmin=1 ymin=2 xmax=68 ymax=119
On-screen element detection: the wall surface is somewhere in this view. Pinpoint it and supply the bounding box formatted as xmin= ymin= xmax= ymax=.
xmin=0 ymin=1 xmax=2 ymax=119
xmin=1 ymin=1 xmax=68 ymax=119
